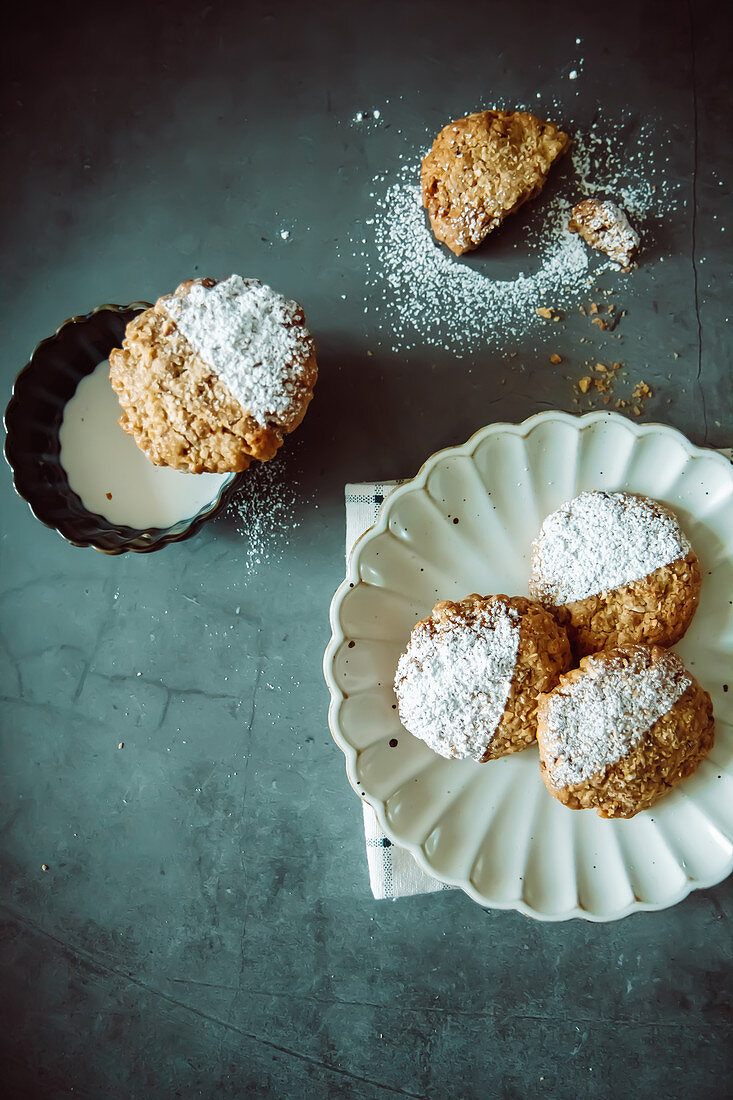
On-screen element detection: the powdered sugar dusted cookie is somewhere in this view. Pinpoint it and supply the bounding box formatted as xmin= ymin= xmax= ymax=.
xmin=537 ymin=645 xmax=714 ymax=818
xmin=529 ymin=491 xmax=701 ymax=657
xmin=393 ymin=594 xmax=571 ymax=762
xmin=109 ymin=276 xmax=317 ymax=473
xmin=421 ymin=110 xmax=570 ymax=256
xmin=568 ymin=198 xmax=639 ymax=267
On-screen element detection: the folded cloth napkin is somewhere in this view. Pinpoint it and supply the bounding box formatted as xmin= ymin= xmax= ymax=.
xmin=346 ymin=449 xmax=733 ymax=900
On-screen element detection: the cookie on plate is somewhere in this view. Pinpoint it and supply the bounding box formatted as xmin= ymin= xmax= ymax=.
xmin=420 ymin=110 xmax=570 ymax=256
xmin=529 ymin=490 xmax=701 ymax=658
xmin=568 ymin=198 xmax=640 ymax=267
xmin=537 ymin=644 xmax=714 ymax=818
xmin=394 ymin=594 xmax=571 ymax=762
xmin=109 ymin=275 xmax=317 ymax=473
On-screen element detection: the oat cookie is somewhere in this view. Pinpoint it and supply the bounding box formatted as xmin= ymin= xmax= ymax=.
xmin=537 ymin=645 xmax=714 ymax=818
xmin=420 ymin=110 xmax=570 ymax=256
xmin=109 ymin=275 xmax=317 ymax=473
xmin=394 ymin=594 xmax=571 ymax=762
xmin=529 ymin=491 xmax=701 ymax=657
xmin=568 ymin=198 xmax=640 ymax=267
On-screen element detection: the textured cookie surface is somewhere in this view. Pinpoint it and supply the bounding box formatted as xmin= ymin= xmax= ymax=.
xmin=109 ymin=276 xmax=317 ymax=473
xmin=537 ymin=645 xmax=714 ymax=818
xmin=420 ymin=110 xmax=570 ymax=256
xmin=568 ymin=198 xmax=639 ymax=266
xmin=394 ymin=594 xmax=571 ymax=762
xmin=530 ymin=491 xmax=700 ymax=656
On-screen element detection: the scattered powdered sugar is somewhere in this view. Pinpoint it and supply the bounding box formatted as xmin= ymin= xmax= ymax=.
xmin=354 ymin=113 xmax=680 ymax=355
xmin=161 ymin=275 xmax=313 ymax=428
xmin=225 ymin=454 xmax=303 ymax=572
xmin=542 ymin=650 xmax=691 ymax=787
xmin=532 ymin=491 xmax=690 ymax=605
xmin=570 ymin=120 xmax=680 ymax=224
xmin=394 ymin=602 xmax=521 ymax=761
xmin=351 ymin=107 xmax=383 ymax=128
xmin=365 ymin=162 xmax=591 ymax=354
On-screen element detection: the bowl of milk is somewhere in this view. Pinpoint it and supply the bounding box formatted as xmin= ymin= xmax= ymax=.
xmin=4 ymin=303 xmax=243 ymax=553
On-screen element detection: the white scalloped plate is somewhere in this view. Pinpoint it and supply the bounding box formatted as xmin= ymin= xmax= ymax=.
xmin=324 ymin=412 xmax=733 ymax=921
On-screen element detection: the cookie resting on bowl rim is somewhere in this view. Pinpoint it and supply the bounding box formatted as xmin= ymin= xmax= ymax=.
xmin=4 ymin=303 xmax=245 ymax=554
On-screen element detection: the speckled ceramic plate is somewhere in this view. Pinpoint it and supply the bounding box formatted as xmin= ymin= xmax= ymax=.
xmin=324 ymin=412 xmax=733 ymax=921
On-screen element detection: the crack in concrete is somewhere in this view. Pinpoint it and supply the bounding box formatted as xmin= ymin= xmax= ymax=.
xmin=0 ymin=902 xmax=425 ymax=1097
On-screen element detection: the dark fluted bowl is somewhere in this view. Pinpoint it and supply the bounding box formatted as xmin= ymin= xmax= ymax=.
xmin=4 ymin=303 xmax=245 ymax=554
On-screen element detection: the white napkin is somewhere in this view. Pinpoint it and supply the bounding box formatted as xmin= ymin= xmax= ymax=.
xmin=345 ymin=448 xmax=733 ymax=900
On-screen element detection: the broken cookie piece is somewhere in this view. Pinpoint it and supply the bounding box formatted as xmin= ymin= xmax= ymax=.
xmin=421 ymin=110 xmax=570 ymax=256
xmin=568 ymin=199 xmax=640 ymax=267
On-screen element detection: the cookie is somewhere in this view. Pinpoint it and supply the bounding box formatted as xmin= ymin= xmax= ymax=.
xmin=568 ymin=198 xmax=640 ymax=267
xmin=109 ymin=275 xmax=317 ymax=473
xmin=394 ymin=594 xmax=571 ymax=762
xmin=529 ymin=491 xmax=701 ymax=658
xmin=420 ymin=110 xmax=570 ymax=256
xmin=537 ymin=645 xmax=714 ymax=818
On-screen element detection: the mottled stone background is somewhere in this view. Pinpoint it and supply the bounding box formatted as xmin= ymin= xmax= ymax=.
xmin=1 ymin=1 xmax=731 ymax=1096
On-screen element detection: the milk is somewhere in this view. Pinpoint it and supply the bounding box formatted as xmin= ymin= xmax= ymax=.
xmin=59 ymin=361 xmax=231 ymax=528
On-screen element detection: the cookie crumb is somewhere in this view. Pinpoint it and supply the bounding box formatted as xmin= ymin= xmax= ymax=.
xmin=578 ymin=377 xmax=591 ymax=393
xmin=550 ymin=353 xmax=563 ymax=364
xmin=118 ymin=742 xmax=124 ymax=750
xmin=569 ymin=199 xmax=640 ymax=267
xmin=41 ymin=864 xmax=49 ymax=872
xmin=591 ymin=317 xmax=608 ymax=330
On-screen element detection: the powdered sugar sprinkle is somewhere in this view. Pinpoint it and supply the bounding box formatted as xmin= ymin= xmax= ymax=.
xmin=542 ymin=650 xmax=691 ymax=787
xmin=225 ymin=451 xmax=304 ymax=573
xmin=532 ymin=491 xmax=690 ymax=605
xmin=367 ymin=163 xmax=591 ymax=354
xmin=394 ymin=601 xmax=521 ymax=761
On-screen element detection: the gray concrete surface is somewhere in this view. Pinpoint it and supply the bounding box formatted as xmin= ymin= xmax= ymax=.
xmin=1 ymin=1 xmax=731 ymax=1096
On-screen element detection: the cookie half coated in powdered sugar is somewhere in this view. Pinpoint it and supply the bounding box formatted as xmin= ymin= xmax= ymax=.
xmin=529 ymin=491 xmax=701 ymax=657
xmin=536 ymin=644 xmax=714 ymax=819
xmin=109 ymin=276 xmax=317 ymax=473
xmin=393 ymin=594 xmax=571 ymax=762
